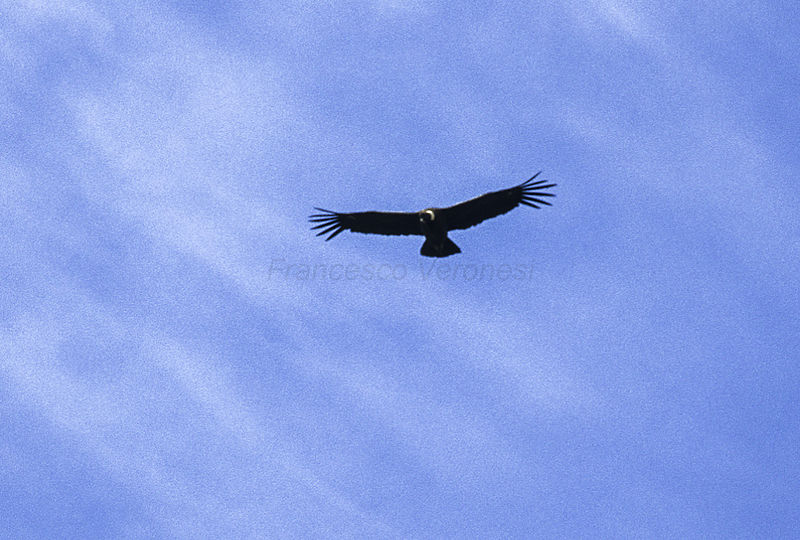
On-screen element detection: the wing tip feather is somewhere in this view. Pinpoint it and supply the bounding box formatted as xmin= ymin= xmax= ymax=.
xmin=325 ymin=227 xmax=345 ymax=241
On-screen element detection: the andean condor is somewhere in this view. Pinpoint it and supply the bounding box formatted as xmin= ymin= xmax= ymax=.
xmin=309 ymin=172 xmax=556 ymax=257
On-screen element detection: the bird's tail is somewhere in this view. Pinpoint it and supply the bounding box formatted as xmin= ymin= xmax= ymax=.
xmin=420 ymin=237 xmax=461 ymax=258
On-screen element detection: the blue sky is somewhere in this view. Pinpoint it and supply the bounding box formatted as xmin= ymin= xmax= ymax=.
xmin=2 ymin=1 xmax=799 ymax=537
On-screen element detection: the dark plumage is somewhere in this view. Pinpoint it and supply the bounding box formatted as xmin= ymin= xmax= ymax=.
xmin=309 ymin=172 xmax=556 ymax=257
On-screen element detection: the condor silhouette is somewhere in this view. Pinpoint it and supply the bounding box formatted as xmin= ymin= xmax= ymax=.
xmin=309 ymin=172 xmax=556 ymax=257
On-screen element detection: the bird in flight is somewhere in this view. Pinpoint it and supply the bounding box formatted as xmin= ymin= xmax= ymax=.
xmin=309 ymin=172 xmax=556 ymax=257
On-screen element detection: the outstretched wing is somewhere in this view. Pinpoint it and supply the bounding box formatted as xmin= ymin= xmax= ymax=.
xmin=309 ymin=208 xmax=421 ymax=241
xmin=441 ymin=172 xmax=556 ymax=231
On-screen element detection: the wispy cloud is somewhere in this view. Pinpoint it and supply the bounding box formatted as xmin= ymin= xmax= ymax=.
xmin=0 ymin=273 xmax=396 ymax=537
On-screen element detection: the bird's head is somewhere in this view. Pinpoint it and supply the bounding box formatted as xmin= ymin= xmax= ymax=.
xmin=419 ymin=209 xmax=436 ymax=223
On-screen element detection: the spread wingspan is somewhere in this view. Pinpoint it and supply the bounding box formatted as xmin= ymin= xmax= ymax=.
xmin=309 ymin=208 xmax=421 ymax=241
xmin=441 ymin=172 xmax=556 ymax=231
